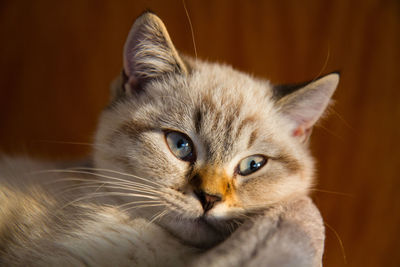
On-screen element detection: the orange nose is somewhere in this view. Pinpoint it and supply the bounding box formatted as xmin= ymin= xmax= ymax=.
xmin=190 ymin=167 xmax=232 ymax=212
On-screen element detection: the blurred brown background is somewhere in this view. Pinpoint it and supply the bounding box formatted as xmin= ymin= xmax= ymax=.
xmin=0 ymin=0 xmax=399 ymax=266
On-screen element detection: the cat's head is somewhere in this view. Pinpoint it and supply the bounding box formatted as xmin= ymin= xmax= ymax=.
xmin=93 ymin=12 xmax=339 ymax=247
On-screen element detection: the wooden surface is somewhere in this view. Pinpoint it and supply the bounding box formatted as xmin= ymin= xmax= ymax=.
xmin=0 ymin=1 xmax=399 ymax=266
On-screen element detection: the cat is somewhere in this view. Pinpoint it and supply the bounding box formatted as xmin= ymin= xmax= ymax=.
xmin=0 ymin=12 xmax=339 ymax=266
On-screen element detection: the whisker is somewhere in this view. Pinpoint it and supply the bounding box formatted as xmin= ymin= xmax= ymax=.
xmin=331 ymin=108 xmax=356 ymax=133
xmin=58 ymin=183 xmax=160 ymax=196
xmin=53 ymin=177 xmax=160 ymax=192
xmin=311 ymin=188 xmax=354 ymax=198
xmin=60 ymin=191 xmax=160 ymax=210
xmin=93 ymin=182 xmax=105 ymax=193
xmin=48 ymin=179 xmax=160 ymax=199
xmin=182 ymin=0 xmax=197 ymax=59
xmin=36 ymin=169 xmax=162 ymax=188
xmin=317 ymin=124 xmax=344 ymax=141
xmin=32 ymin=139 xmax=99 ymax=147
xmin=68 ymin=167 xmax=164 ymax=187
xmin=324 ymin=221 xmax=347 ymax=265
xmin=56 ymin=181 xmax=107 ymax=195
xmin=311 ymin=44 xmax=330 ymax=82
xmin=117 ymin=200 xmax=163 ymax=209
xmin=149 ymin=209 xmax=169 ymax=225
xmin=82 ymin=191 xmax=159 ymax=200
xmin=50 ymin=177 xmax=159 ymax=193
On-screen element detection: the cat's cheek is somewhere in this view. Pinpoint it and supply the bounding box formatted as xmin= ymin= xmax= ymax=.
xmin=241 ymin=173 xmax=310 ymax=208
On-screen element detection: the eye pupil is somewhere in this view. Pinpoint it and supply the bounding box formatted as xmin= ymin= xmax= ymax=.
xmin=177 ymin=139 xmax=186 ymax=148
xmin=238 ymin=155 xmax=267 ymax=176
xmin=250 ymin=160 xmax=258 ymax=170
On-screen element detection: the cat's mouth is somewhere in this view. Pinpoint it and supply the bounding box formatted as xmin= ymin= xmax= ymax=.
xmin=194 ymin=215 xmax=219 ymax=230
xmin=196 ymin=213 xmax=227 ymax=227
xmin=155 ymin=210 xmax=232 ymax=248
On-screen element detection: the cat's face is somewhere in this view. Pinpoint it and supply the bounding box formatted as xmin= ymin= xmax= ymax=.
xmin=93 ymin=12 xmax=338 ymax=247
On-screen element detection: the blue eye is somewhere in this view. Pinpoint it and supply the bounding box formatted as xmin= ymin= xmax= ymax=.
xmin=238 ymin=155 xmax=267 ymax=176
xmin=165 ymin=131 xmax=195 ymax=162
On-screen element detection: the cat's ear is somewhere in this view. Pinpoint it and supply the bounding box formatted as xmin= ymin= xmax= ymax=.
xmin=121 ymin=12 xmax=188 ymax=95
xmin=273 ymin=72 xmax=339 ymax=143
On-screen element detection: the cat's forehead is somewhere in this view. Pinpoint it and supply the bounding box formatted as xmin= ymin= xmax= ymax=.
xmin=169 ymin=60 xmax=276 ymax=116
xmin=189 ymin=60 xmax=274 ymax=103
xmin=146 ymin=63 xmax=277 ymax=130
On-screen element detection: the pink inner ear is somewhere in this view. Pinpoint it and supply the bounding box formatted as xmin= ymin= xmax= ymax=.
xmin=292 ymin=125 xmax=313 ymax=143
xmin=291 ymin=115 xmax=311 ymax=137
xmin=293 ymin=127 xmax=304 ymax=137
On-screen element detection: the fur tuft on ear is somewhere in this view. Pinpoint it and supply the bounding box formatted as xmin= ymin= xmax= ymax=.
xmin=122 ymin=12 xmax=188 ymax=94
xmin=274 ymin=73 xmax=340 ymax=142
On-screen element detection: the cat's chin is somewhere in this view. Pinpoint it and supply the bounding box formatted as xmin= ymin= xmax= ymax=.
xmin=158 ymin=215 xmax=231 ymax=249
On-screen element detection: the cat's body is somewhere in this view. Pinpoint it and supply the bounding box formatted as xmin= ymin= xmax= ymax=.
xmin=0 ymin=12 xmax=338 ymax=266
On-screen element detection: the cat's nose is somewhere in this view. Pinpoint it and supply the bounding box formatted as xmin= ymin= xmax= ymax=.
xmin=194 ymin=190 xmax=222 ymax=212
